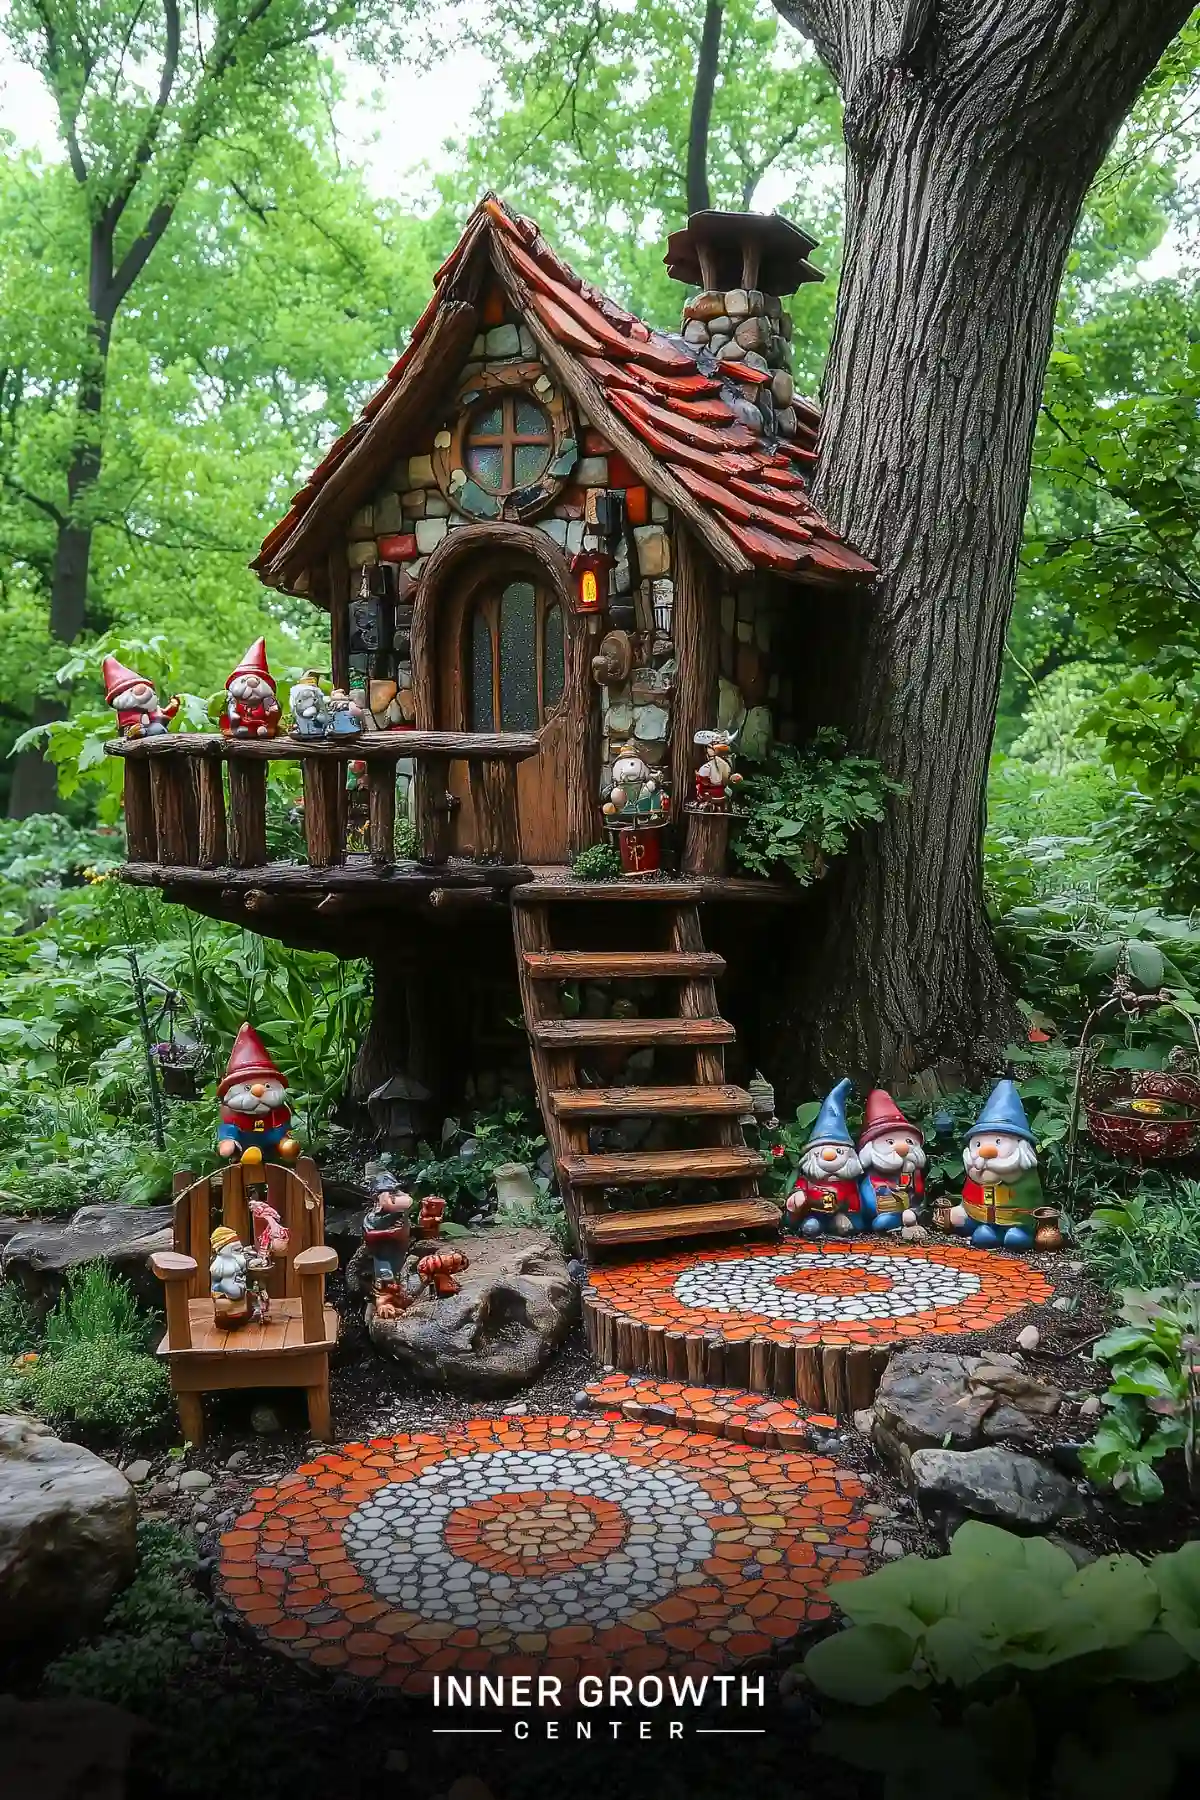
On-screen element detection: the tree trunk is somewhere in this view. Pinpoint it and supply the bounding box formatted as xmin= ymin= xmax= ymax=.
xmin=686 ymin=0 xmax=724 ymax=216
xmin=765 ymin=0 xmax=1194 ymax=1088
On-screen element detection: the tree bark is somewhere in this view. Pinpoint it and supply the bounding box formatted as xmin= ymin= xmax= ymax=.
xmin=686 ymin=0 xmax=724 ymax=216
xmin=766 ymin=0 xmax=1194 ymax=1086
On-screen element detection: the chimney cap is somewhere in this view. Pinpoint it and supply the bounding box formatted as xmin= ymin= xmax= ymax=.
xmin=664 ymin=210 xmax=822 ymax=295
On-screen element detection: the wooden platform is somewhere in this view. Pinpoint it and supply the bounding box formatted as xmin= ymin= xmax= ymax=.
xmin=157 ymin=1298 xmax=338 ymax=1361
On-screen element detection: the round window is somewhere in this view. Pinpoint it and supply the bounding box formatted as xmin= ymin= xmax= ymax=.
xmin=464 ymin=394 xmax=554 ymax=496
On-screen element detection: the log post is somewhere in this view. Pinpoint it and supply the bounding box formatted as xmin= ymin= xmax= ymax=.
xmin=149 ymin=760 xmax=193 ymax=866
xmin=197 ymin=759 xmax=228 ymax=868
xmin=682 ymin=808 xmax=731 ymax=877
xmin=295 ymin=1246 xmax=337 ymax=1342
xmin=302 ymin=756 xmax=345 ymax=869
xmin=150 ymin=1253 xmax=197 ymax=1351
xmin=368 ymin=760 xmax=398 ymax=865
xmin=123 ymin=759 xmax=156 ymax=861
xmin=670 ymin=525 xmax=720 ymax=807
xmin=467 ymin=758 xmax=521 ymax=863
xmin=415 ymin=753 xmax=454 ymax=863
xmin=227 ymin=761 xmax=268 ymax=867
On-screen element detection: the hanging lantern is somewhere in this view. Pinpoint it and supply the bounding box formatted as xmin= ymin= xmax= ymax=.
xmin=571 ymin=548 xmax=614 ymax=615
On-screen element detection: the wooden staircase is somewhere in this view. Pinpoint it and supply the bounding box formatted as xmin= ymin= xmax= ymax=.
xmin=512 ymin=884 xmax=776 ymax=1253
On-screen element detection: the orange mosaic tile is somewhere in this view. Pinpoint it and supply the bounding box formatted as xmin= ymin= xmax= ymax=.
xmin=583 ymin=1374 xmax=836 ymax=1449
xmin=216 ymin=1418 xmax=869 ymax=1693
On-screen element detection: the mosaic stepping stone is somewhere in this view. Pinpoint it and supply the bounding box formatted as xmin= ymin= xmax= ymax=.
xmin=584 ymin=1374 xmax=837 ymax=1448
xmin=217 ymin=1416 xmax=869 ymax=1692
xmin=583 ymin=1238 xmax=1054 ymax=1412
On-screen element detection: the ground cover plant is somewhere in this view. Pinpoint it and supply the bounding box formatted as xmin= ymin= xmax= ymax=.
xmin=0 ymin=1264 xmax=170 ymax=1438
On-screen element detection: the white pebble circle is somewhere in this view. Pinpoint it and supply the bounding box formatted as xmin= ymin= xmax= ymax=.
xmin=671 ymin=1251 xmax=981 ymax=1325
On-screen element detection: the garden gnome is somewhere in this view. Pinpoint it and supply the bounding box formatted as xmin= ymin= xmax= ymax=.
xmin=857 ymin=1090 xmax=926 ymax=1233
xmin=603 ymin=745 xmax=668 ymax=826
xmin=103 ymin=656 xmax=180 ymax=739
xmin=693 ymin=728 xmax=742 ymax=810
xmin=328 ymin=686 xmax=366 ymax=739
xmin=362 ymin=1170 xmax=414 ymax=1319
xmin=222 ymin=638 xmax=281 ymax=739
xmin=950 ymin=1079 xmax=1043 ymax=1250
xmin=784 ymin=1079 xmax=864 ymax=1237
xmin=216 ymin=1024 xmax=300 ymax=1164
xmin=209 ymin=1226 xmax=251 ymax=1326
xmin=289 ymin=670 xmax=331 ymax=740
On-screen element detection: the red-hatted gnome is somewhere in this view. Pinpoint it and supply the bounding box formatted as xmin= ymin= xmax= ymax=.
xmin=217 ymin=1023 xmax=300 ymax=1166
xmin=222 ymin=638 xmax=281 ymax=739
xmin=783 ymin=1079 xmax=864 ymax=1237
xmin=857 ymin=1090 xmax=926 ymax=1234
xmin=103 ymin=656 xmax=180 ymax=739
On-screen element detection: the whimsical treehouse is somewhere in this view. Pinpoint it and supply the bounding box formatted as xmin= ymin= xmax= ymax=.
xmin=108 ymin=195 xmax=875 ymax=1255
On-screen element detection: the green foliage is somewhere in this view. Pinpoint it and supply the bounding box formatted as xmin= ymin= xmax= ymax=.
xmin=45 ymin=1263 xmax=148 ymax=1353
xmin=0 ymin=1279 xmax=40 ymax=1359
xmin=1078 ymin=1186 xmax=1200 ymax=1293
xmin=1081 ymin=1286 xmax=1200 ymax=1504
xmin=7 ymin=1336 xmax=172 ymax=1436
xmin=732 ymin=733 xmax=903 ymax=884
xmin=44 ymin=1521 xmax=219 ymax=1712
xmin=570 ymin=841 xmax=622 ymax=881
xmin=389 ymin=1106 xmax=551 ymax=1225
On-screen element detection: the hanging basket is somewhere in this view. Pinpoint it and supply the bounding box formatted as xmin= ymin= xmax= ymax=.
xmin=151 ymin=1042 xmax=202 ymax=1100
xmin=1084 ymin=1068 xmax=1200 ymax=1163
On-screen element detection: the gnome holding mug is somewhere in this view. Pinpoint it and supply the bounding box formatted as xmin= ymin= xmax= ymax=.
xmin=103 ymin=656 xmax=180 ymax=739
xmin=950 ymin=1079 xmax=1042 ymax=1250
xmin=784 ymin=1079 xmax=864 ymax=1237
xmin=222 ymin=638 xmax=281 ymax=739
xmin=857 ymin=1090 xmax=926 ymax=1233
xmin=217 ymin=1023 xmax=300 ymax=1166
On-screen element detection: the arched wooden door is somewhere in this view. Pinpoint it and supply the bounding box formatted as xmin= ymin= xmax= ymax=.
xmin=424 ymin=543 xmax=589 ymax=864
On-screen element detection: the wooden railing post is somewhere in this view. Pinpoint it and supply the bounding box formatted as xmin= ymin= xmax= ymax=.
xmin=368 ymin=759 xmax=398 ymax=865
xmin=150 ymin=759 xmax=195 ymax=866
xmin=197 ymin=757 xmax=228 ymax=868
xmin=468 ymin=759 xmax=521 ymax=863
xmin=302 ymin=755 xmax=345 ymax=869
xmin=123 ymin=760 xmax=156 ymax=861
xmin=416 ymin=753 xmax=454 ymax=864
xmin=227 ymin=760 xmax=267 ymax=867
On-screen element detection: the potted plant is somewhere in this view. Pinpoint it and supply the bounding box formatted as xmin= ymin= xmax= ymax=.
xmin=1069 ymin=949 xmax=1200 ymax=1167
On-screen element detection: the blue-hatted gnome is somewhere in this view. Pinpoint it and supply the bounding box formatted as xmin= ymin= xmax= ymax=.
xmin=949 ymin=1079 xmax=1043 ymax=1250
xmin=784 ymin=1079 xmax=864 ymax=1237
xmin=857 ymin=1089 xmax=926 ymax=1233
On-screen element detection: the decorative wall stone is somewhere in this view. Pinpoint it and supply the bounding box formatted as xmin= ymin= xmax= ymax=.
xmin=484 ymin=324 xmax=522 ymax=358
xmin=633 ymin=525 xmax=670 ymax=577
xmin=414 ymin=518 xmax=447 ymax=554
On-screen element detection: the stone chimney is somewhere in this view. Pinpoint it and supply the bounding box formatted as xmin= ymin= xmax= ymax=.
xmin=663 ymin=210 xmax=822 ymax=440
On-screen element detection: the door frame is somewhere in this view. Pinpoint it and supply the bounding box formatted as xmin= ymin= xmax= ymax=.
xmin=411 ymin=522 xmax=597 ymax=860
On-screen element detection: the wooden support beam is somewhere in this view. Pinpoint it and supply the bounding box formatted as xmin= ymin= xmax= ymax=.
xmin=197 ymin=760 xmax=227 ymax=868
xmin=415 ymin=753 xmax=454 ymax=863
xmin=468 ymin=758 xmax=520 ymax=862
xmin=368 ymin=761 xmax=397 ymax=865
xmin=303 ymin=758 xmax=345 ymax=869
xmin=123 ymin=760 xmax=156 ymax=861
xmin=227 ymin=761 xmax=267 ymax=867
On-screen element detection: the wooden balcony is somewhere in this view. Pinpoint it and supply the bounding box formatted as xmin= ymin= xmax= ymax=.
xmin=105 ymin=730 xmax=539 ymax=886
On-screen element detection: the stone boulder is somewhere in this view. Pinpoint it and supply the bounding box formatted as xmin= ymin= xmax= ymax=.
xmin=3 ymin=1204 xmax=173 ymax=1314
xmin=348 ymin=1228 xmax=576 ymax=1395
xmin=0 ymin=1415 xmax=137 ymax=1654
xmin=872 ymin=1349 xmax=1062 ymax=1471
xmin=909 ymin=1446 xmax=1080 ymax=1533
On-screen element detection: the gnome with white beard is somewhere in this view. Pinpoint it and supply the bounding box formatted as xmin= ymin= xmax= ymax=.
xmin=949 ymin=1079 xmax=1043 ymax=1250
xmin=784 ymin=1079 xmax=864 ymax=1237
xmin=221 ymin=638 xmax=281 ymax=739
xmin=216 ymin=1023 xmax=300 ymax=1166
xmin=857 ymin=1090 xmax=926 ymax=1233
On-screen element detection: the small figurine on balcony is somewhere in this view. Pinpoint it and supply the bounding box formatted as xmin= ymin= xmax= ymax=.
xmin=103 ymin=656 xmax=180 ymax=740
xmin=693 ymin=729 xmax=742 ymax=810
xmin=289 ymin=670 xmax=332 ymax=740
xmin=783 ymin=1079 xmax=864 ymax=1237
xmin=216 ymin=1023 xmax=301 ymax=1164
xmin=328 ymin=686 xmax=366 ymax=739
xmin=222 ymin=638 xmax=281 ymax=739
xmin=362 ymin=1171 xmax=415 ymax=1319
xmin=857 ymin=1090 xmax=927 ymax=1233
xmin=949 ymin=1079 xmax=1044 ymax=1251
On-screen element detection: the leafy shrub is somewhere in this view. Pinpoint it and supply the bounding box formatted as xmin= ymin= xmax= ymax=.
xmin=45 ymin=1520 xmax=218 ymax=1711
xmin=571 ymin=841 xmax=622 ymax=880
xmin=45 ymin=1263 xmax=149 ymax=1352
xmin=1078 ymin=1186 xmax=1200 ymax=1292
xmin=0 ymin=1280 xmax=40 ymax=1359
xmin=1080 ymin=1286 xmax=1200 ymax=1504
xmin=11 ymin=1337 xmax=172 ymax=1436
xmin=493 ymin=1185 xmax=571 ymax=1250
xmin=390 ymin=1105 xmax=551 ymax=1224
xmin=732 ymin=731 xmax=903 ymax=883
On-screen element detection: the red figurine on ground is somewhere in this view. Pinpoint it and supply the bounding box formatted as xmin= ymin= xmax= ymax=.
xmin=222 ymin=638 xmax=281 ymax=739
xmin=418 ymin=1195 xmax=446 ymax=1238
xmin=103 ymin=656 xmax=180 ymax=739
xmin=417 ymin=1250 xmax=469 ymax=1298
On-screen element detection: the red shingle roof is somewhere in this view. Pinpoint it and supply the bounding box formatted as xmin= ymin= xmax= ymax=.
xmin=253 ymin=195 xmax=874 ymax=589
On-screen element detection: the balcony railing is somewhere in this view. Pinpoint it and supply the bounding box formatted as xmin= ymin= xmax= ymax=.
xmin=105 ymin=731 xmax=540 ymax=873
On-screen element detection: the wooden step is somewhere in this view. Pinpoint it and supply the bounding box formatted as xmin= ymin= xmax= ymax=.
xmin=560 ymin=1147 xmax=765 ymax=1186
xmin=551 ymin=1084 xmax=752 ymax=1118
xmin=581 ymin=1199 xmax=780 ymax=1248
xmin=515 ymin=881 xmax=705 ymax=904
xmin=531 ymin=1017 xmax=734 ymax=1049
xmin=523 ymin=950 xmax=725 ymax=979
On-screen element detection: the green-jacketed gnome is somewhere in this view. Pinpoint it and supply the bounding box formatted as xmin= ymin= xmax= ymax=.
xmin=949 ymin=1079 xmax=1043 ymax=1250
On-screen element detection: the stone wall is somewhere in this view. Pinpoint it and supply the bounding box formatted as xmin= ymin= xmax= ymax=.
xmin=681 ymin=288 xmax=797 ymax=441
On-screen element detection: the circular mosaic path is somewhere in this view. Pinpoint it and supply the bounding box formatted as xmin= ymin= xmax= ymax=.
xmin=217 ymin=1416 xmax=869 ymax=1692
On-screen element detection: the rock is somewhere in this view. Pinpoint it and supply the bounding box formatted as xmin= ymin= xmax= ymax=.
xmin=2 ymin=1204 xmax=173 ymax=1315
xmin=352 ymin=1229 xmax=576 ymax=1396
xmin=967 ymin=1356 xmax=1062 ymax=1415
xmin=723 ymin=288 xmax=750 ymax=318
xmin=122 ymin=1459 xmax=152 ymax=1484
xmin=872 ymin=1351 xmax=994 ymax=1467
xmin=415 ymin=517 xmax=448 ymax=554
xmin=684 ymin=290 xmax=727 ymax=322
xmin=909 ymin=1446 xmax=1079 ymax=1531
xmin=740 ymin=704 xmax=772 ymax=761
xmin=632 ymin=703 xmax=668 ymax=742
xmin=572 ymin=1390 xmax=591 ymax=1410
xmin=484 ymin=323 xmax=521 ymax=358
xmin=0 ymin=1695 xmax=144 ymax=1800
xmin=0 ymin=1415 xmax=137 ymax=1654
xmin=1016 ymin=1325 xmax=1041 ymax=1352
xmin=250 ymin=1404 xmax=283 ymax=1435
xmin=771 ymin=369 xmax=795 ymax=407
xmin=178 ymin=1469 xmax=212 ymax=1492
xmin=980 ymin=1403 xmax=1040 ymax=1442
xmin=1078 ymin=1394 xmax=1103 ymax=1419
xmin=683 ymin=319 xmax=709 ymax=345
xmin=734 ymin=315 xmax=770 ymax=353
xmin=632 ymin=524 xmax=670 ymax=576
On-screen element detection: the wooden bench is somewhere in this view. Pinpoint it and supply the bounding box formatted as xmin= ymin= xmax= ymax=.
xmin=150 ymin=1157 xmax=338 ymax=1443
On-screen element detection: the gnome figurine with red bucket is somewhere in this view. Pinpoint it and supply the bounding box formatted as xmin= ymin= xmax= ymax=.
xmin=221 ymin=638 xmax=281 ymax=739
xmin=857 ymin=1090 xmax=927 ymax=1233
xmin=602 ymin=744 xmax=670 ymax=877
xmin=103 ymin=656 xmax=180 ymax=739
xmin=783 ymin=1079 xmax=864 ymax=1237
xmin=949 ymin=1079 xmax=1043 ymax=1250
xmin=216 ymin=1023 xmax=300 ymax=1166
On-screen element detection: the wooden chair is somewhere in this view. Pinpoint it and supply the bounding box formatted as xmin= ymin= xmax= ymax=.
xmin=150 ymin=1156 xmax=338 ymax=1444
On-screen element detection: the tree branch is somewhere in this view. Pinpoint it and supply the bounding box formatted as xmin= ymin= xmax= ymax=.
xmin=103 ymin=0 xmax=182 ymax=237
xmin=687 ymin=0 xmax=724 ymax=216
xmin=0 ymin=469 xmax=66 ymax=528
xmin=30 ymin=0 xmax=90 ymax=186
